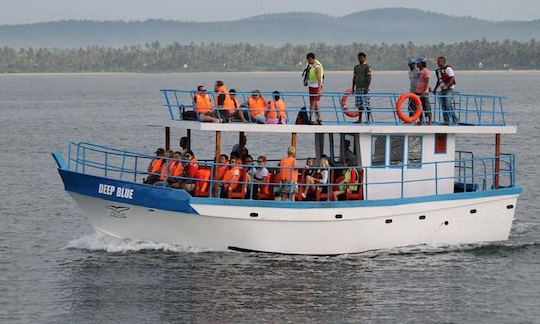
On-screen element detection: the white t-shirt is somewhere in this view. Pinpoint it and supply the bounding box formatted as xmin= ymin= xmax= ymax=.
xmin=250 ymin=167 xmax=269 ymax=180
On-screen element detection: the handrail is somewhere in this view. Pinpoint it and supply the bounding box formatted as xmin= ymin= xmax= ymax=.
xmin=66 ymin=142 xmax=516 ymax=201
xmin=161 ymin=89 xmax=508 ymax=126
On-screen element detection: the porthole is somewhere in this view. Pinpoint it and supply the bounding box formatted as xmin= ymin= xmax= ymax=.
xmin=385 ymin=219 xmax=393 ymax=224
xmin=506 ymin=205 xmax=514 ymax=209
xmin=444 ymin=221 xmax=449 ymax=225
xmin=250 ymin=212 xmax=258 ymax=217
xmin=470 ymin=209 xmax=477 ymax=214
xmin=335 ymin=214 xmax=343 ymax=219
xmin=419 ymin=215 xmax=426 ymax=220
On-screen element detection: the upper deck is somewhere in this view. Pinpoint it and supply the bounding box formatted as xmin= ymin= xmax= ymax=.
xmin=160 ymin=89 xmax=515 ymax=134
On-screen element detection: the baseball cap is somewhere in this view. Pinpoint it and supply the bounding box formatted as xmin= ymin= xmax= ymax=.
xmin=408 ymin=58 xmax=417 ymax=65
xmin=416 ymin=56 xmax=428 ymax=63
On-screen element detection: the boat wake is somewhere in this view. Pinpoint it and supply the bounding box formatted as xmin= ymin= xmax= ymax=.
xmin=63 ymin=233 xmax=214 ymax=253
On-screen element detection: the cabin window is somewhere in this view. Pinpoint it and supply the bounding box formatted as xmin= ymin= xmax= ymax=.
xmin=389 ymin=136 xmax=405 ymax=166
xmin=435 ymin=133 xmax=447 ymax=154
xmin=407 ymin=135 xmax=423 ymax=168
xmin=341 ymin=134 xmax=358 ymax=165
xmin=371 ymin=135 xmax=386 ymax=166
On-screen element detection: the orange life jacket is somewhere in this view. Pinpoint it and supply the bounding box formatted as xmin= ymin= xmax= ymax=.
xmin=248 ymin=95 xmax=266 ymax=116
xmin=216 ymin=162 xmax=229 ymax=180
xmin=194 ymin=93 xmax=212 ymax=114
xmin=170 ymin=160 xmax=184 ymax=177
xmin=267 ymin=98 xmax=286 ymax=120
xmin=149 ymin=158 xmax=163 ymax=174
xmin=159 ymin=161 xmax=170 ymax=181
xmin=279 ymin=156 xmax=298 ymax=182
xmin=223 ymin=164 xmax=242 ymax=191
xmin=215 ymin=85 xmax=235 ymax=113
xmin=231 ymin=97 xmax=240 ymax=109
xmin=187 ymin=157 xmax=199 ymax=178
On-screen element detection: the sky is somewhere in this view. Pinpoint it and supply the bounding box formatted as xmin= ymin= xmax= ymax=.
xmin=1 ymin=0 xmax=539 ymax=24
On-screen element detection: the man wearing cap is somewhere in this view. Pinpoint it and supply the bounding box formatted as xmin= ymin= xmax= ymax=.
xmin=415 ymin=57 xmax=432 ymax=125
xmin=408 ymin=58 xmax=420 ymax=117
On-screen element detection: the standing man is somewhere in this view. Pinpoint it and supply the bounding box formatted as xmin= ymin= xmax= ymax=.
xmin=407 ymin=58 xmax=420 ymax=117
xmin=352 ymin=52 xmax=372 ymax=124
xmin=434 ymin=56 xmax=458 ymax=125
xmin=303 ymin=52 xmax=324 ymax=124
xmin=415 ymin=57 xmax=432 ymax=125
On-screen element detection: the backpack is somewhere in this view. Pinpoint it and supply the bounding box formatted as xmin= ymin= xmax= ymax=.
xmin=295 ymin=107 xmax=312 ymax=125
xmin=302 ymin=64 xmax=310 ymax=86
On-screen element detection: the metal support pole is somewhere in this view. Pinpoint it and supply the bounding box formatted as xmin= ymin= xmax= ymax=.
xmin=291 ymin=132 xmax=297 ymax=149
xmin=186 ymin=129 xmax=191 ymax=150
xmin=165 ymin=127 xmax=171 ymax=151
xmin=495 ymin=133 xmax=501 ymax=189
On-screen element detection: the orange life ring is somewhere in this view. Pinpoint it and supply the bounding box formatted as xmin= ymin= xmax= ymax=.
xmin=340 ymin=88 xmax=360 ymax=118
xmin=396 ymin=92 xmax=423 ymax=123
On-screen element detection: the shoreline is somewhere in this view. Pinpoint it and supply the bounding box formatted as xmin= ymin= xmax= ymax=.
xmin=1 ymin=69 xmax=538 ymax=76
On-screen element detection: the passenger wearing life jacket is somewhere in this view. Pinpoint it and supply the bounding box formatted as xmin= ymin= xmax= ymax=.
xmin=304 ymin=52 xmax=324 ymax=124
xmin=144 ymin=148 xmax=165 ymax=185
xmin=435 ymin=56 xmax=458 ymax=125
xmin=221 ymin=152 xmax=242 ymax=196
xmin=246 ymin=90 xmax=267 ymax=124
xmin=266 ymin=91 xmax=287 ymax=124
xmin=167 ymin=151 xmax=186 ymax=189
xmin=214 ymin=80 xmax=236 ymax=122
xmin=193 ymin=85 xmax=220 ymax=123
xmin=180 ymin=151 xmax=198 ymax=192
xmin=158 ymin=150 xmax=174 ymax=184
xmin=279 ymin=146 xmax=299 ymax=201
xmin=227 ymin=89 xmax=248 ymax=122
xmin=215 ymin=154 xmax=230 ymax=181
xmin=333 ymin=158 xmax=359 ymax=201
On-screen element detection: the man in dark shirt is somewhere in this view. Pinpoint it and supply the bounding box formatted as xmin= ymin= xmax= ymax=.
xmin=352 ymin=52 xmax=372 ymax=123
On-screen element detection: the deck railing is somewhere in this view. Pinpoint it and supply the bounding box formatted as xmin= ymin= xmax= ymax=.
xmin=161 ymin=89 xmax=508 ymax=126
xmin=66 ymin=142 xmax=515 ymax=201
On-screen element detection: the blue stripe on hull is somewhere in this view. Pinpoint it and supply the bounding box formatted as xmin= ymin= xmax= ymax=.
xmin=58 ymin=168 xmax=521 ymax=213
xmin=59 ymin=169 xmax=198 ymax=214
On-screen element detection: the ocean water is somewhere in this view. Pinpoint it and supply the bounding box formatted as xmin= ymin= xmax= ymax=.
xmin=1 ymin=71 xmax=539 ymax=323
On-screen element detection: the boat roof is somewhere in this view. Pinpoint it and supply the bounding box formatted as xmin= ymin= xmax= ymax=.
xmin=149 ymin=120 xmax=517 ymax=134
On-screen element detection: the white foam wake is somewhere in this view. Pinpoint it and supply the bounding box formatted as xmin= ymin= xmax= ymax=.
xmin=63 ymin=232 xmax=212 ymax=253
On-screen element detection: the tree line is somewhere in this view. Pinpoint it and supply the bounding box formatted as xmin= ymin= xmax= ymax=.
xmin=0 ymin=39 xmax=537 ymax=73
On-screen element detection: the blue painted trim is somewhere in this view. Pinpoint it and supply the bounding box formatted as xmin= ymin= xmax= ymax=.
xmin=190 ymin=186 xmax=522 ymax=209
xmin=52 ymin=151 xmax=67 ymax=169
xmin=58 ymin=169 xmax=198 ymax=214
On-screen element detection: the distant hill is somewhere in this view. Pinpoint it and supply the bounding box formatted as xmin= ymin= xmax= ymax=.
xmin=0 ymin=8 xmax=538 ymax=48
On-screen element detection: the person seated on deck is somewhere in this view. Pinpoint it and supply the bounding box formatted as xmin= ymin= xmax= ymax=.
xmin=220 ymin=152 xmax=243 ymax=197
xmin=333 ymin=159 xmax=359 ymax=201
xmin=181 ymin=151 xmax=198 ymax=192
xmin=167 ymin=151 xmax=186 ymax=189
xmin=302 ymin=157 xmax=330 ymax=199
xmin=266 ymin=91 xmax=287 ymax=124
xmin=214 ymin=80 xmax=235 ymax=123
xmin=215 ymin=154 xmax=230 ymax=182
xmin=246 ymin=90 xmax=267 ymax=124
xmin=231 ymin=134 xmax=249 ymax=162
xmin=154 ymin=150 xmax=174 ymax=186
xmin=279 ymin=146 xmax=299 ymax=201
xmin=228 ymin=89 xmax=248 ymax=123
xmin=144 ymin=148 xmax=165 ymax=185
xmin=193 ymin=85 xmax=221 ymax=123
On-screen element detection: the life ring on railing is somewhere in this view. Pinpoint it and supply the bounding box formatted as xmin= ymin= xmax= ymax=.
xmin=396 ymin=92 xmax=423 ymax=123
xmin=340 ymin=88 xmax=360 ymax=118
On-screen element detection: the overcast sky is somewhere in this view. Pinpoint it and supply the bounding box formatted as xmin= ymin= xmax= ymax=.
xmin=1 ymin=0 xmax=539 ymax=24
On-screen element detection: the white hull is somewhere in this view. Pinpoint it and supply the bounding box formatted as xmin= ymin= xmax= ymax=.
xmin=69 ymin=192 xmax=518 ymax=255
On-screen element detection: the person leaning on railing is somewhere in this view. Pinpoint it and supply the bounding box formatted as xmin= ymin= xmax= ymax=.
xmin=279 ymin=146 xmax=299 ymax=201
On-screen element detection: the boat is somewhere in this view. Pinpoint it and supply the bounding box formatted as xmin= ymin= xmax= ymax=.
xmin=52 ymin=88 xmax=521 ymax=255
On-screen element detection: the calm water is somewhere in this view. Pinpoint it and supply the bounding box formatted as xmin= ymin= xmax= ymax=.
xmin=1 ymin=71 xmax=539 ymax=323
